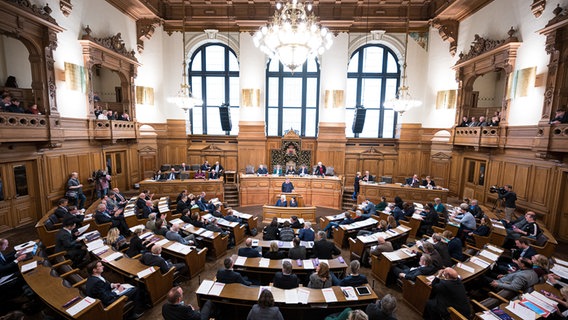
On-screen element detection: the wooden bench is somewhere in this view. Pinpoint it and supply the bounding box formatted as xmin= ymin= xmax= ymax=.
xmin=262 ymin=205 xmax=316 ymax=224
xmin=35 ymin=207 xmax=61 ymax=248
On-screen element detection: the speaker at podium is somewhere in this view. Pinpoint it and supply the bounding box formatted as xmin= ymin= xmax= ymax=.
xmin=219 ymin=104 xmax=232 ymax=133
xmin=352 ymin=106 xmax=366 ymax=135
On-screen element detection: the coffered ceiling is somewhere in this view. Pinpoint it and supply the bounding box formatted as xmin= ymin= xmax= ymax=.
xmin=106 ymin=0 xmax=495 ymax=33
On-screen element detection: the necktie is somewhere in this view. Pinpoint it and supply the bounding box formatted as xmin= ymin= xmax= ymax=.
xmin=0 ymin=252 xmax=5 ymax=263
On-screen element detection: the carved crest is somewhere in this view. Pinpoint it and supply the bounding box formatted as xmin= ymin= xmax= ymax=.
xmin=431 ymin=152 xmax=452 ymax=160
xmin=202 ymin=144 xmax=223 ymax=151
xmin=82 ymin=26 xmax=137 ymax=61
xmin=361 ymin=147 xmax=384 ymax=155
xmin=456 ymin=28 xmax=518 ymax=64
xmin=6 ymin=0 xmax=56 ymax=24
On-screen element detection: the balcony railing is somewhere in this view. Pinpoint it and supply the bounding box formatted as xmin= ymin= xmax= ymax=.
xmin=548 ymin=124 xmax=568 ymax=152
xmin=93 ymin=120 xmax=137 ymax=140
xmin=453 ymin=126 xmax=500 ymax=147
xmin=0 ymin=113 xmax=49 ymax=143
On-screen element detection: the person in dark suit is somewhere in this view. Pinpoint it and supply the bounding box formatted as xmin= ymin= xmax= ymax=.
xmin=0 ymin=238 xmax=27 ymax=302
xmin=275 ymin=195 xmax=287 ymax=207
xmin=273 ymin=260 xmax=299 ymax=289
xmin=353 ymin=171 xmax=362 ymax=200
xmin=166 ymin=168 xmax=178 ymax=180
xmin=288 ymin=237 xmax=307 ymax=260
xmin=289 ymin=215 xmax=302 ymax=228
xmin=140 ymin=245 xmax=187 ymax=275
xmin=112 ymin=188 xmax=128 ymax=208
xmin=201 ymin=160 xmax=211 ymax=172
xmin=281 ymin=178 xmax=294 ymax=193
xmin=362 ymin=199 xmax=377 ymax=215
xmin=85 ymin=261 xmax=144 ymax=318
xmin=256 ymin=164 xmax=268 ymax=175
xmin=237 ymin=238 xmax=261 ymax=258
xmin=313 ymin=162 xmax=326 ymax=177
xmin=392 ymin=254 xmax=437 ymax=281
xmin=297 ymin=164 xmax=309 ymax=176
xmin=179 ymin=162 xmax=190 ymax=171
xmin=141 ymin=200 xmax=157 ymax=219
xmin=332 ymin=260 xmax=368 ymax=286
xmin=0 ymin=238 xmax=25 ymax=276
xmin=125 ymin=228 xmax=147 ymax=258
xmin=212 ymin=161 xmax=224 ymax=175
xmin=432 ymin=233 xmax=453 ymax=267
xmin=153 ymin=170 xmax=164 ymax=181
xmin=366 ymin=294 xmax=398 ymax=320
xmin=312 ymin=231 xmax=340 ymax=259
xmin=136 ymin=192 xmax=147 ymax=210
xmin=468 ymin=199 xmax=484 ymax=219
xmin=550 ymin=107 xmax=568 ymax=125
xmin=406 ymin=174 xmax=420 ymax=186
xmin=362 ymin=170 xmax=374 ymax=182
xmin=424 ymin=268 xmax=471 ymax=320
xmin=443 ymin=230 xmax=464 ymax=261
xmin=263 ymin=218 xmax=280 ymax=240
xmin=216 ymin=257 xmax=251 ymax=286
xmin=298 ymin=222 xmax=315 ymax=241
xmin=422 ymin=176 xmax=436 ymax=188
xmin=263 ymin=241 xmax=286 ymax=260
xmin=94 ymin=203 xmax=130 ymax=236
xmin=162 ymin=286 xmax=213 ymax=320
xmin=54 ymin=198 xmax=70 ymax=220
xmin=285 ymin=166 xmax=296 ymax=175
xmin=55 ymin=219 xmax=87 ymax=267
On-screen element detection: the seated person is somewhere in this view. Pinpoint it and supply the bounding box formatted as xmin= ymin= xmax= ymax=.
xmin=289 ymin=215 xmax=302 ymax=228
xmin=281 ymin=178 xmax=294 ymax=193
xmin=263 ymin=241 xmax=286 ymax=260
xmin=361 ymin=199 xmax=377 ymax=215
xmin=505 ymin=211 xmax=540 ymax=241
xmin=298 ymin=222 xmax=315 ymax=241
xmin=263 ymin=218 xmax=279 ymax=240
xmin=166 ymin=168 xmax=178 ymax=180
xmin=94 ymin=203 xmax=130 ymax=236
xmin=406 ymin=174 xmax=421 ymax=187
xmin=0 ymin=238 xmax=27 ymax=297
xmin=469 ymin=199 xmax=484 ymax=219
xmin=323 ymin=211 xmax=353 ymax=238
xmin=443 ymin=230 xmax=463 ymax=261
xmin=166 ymin=223 xmax=195 ymax=245
xmin=273 ymin=165 xmax=283 ymax=176
xmin=417 ymin=203 xmax=438 ymax=237
xmin=55 ymin=219 xmax=88 ymax=267
xmin=285 ymin=166 xmax=296 ymax=175
xmin=209 ymin=169 xmax=220 ymax=180
xmin=248 ymin=290 xmax=284 ymax=320
xmin=105 ymin=227 xmax=128 ymax=252
xmin=362 ymin=170 xmax=373 ymax=182
xmin=375 ymin=196 xmax=388 ymax=212
xmin=365 ymin=236 xmax=393 ymax=266
xmin=216 ymin=257 xmax=251 ymax=285
xmin=275 ymin=195 xmax=287 ymax=207
xmin=154 ymin=219 xmax=168 ymax=237
xmin=201 ymin=160 xmax=211 ymax=172
xmin=467 ymin=216 xmax=492 ymax=241
xmin=153 ymin=170 xmax=164 ymax=180
xmin=141 ymin=200 xmax=157 ymax=219
xmin=145 ymin=212 xmax=158 ymax=231
xmin=256 ymin=164 xmax=268 ymax=175
xmin=366 ymin=294 xmax=398 ymax=320
xmin=211 ymin=161 xmax=224 ymax=175
xmin=550 ymin=107 xmax=568 ymax=125
xmin=297 ymin=164 xmax=309 ymax=176
xmin=273 ymin=260 xmax=299 ymax=289
xmin=488 ymin=259 xmax=539 ymax=292
xmin=288 ymin=237 xmax=307 ymax=260
xmin=313 ymin=162 xmax=326 ymax=177
xmin=308 ymin=262 xmax=332 ymax=288
xmin=237 ymin=238 xmax=261 ymax=258
xmin=312 ymin=231 xmax=341 ymax=259
xmin=279 ymin=221 xmax=295 ymax=241
xmin=85 ymin=261 xmax=144 ymax=317
xmin=140 ymin=245 xmax=188 ymax=275
xmin=433 ymin=198 xmax=447 ymax=216
xmin=162 ymin=286 xmax=213 ymax=320
xmin=424 ymin=268 xmax=471 ymax=320
xmin=451 ymin=204 xmax=477 ymax=239
xmin=431 ymin=233 xmax=453 ymax=268
xmin=392 ymin=254 xmax=437 ymax=281
xmin=125 ymin=228 xmax=147 ymax=258
xmin=331 ymin=260 xmax=368 ymax=286
xmin=422 ymin=176 xmax=436 ymax=188
xmin=194 ymin=169 xmax=206 ymax=179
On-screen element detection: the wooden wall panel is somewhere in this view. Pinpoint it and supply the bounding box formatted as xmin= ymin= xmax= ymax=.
xmin=530 ymin=166 xmax=551 ymax=207
xmin=46 ymin=155 xmax=65 ymax=193
xmin=430 ymin=161 xmax=450 ymax=187
xmin=513 ymin=164 xmax=530 ymax=201
xmin=486 ymin=160 xmax=502 ymax=189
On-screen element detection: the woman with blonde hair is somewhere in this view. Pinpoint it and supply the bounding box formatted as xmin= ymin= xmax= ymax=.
xmin=106 ymin=227 xmax=128 ymax=251
xmin=263 ymin=241 xmax=286 ymax=260
xmin=378 ymin=220 xmax=388 ymax=232
xmin=308 ymin=262 xmax=332 ymax=288
xmin=387 ymin=215 xmax=398 ymax=229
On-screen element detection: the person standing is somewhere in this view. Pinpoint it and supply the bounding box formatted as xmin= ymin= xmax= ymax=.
xmin=353 ymin=172 xmax=361 ymax=200
xmin=67 ymin=172 xmax=86 ymax=209
xmin=499 ymin=185 xmax=517 ymax=221
xmin=281 ymin=178 xmax=294 ymax=193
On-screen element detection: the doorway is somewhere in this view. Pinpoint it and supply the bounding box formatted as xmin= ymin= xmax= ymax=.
xmin=462 ymin=159 xmax=487 ymax=203
xmin=105 ymin=151 xmax=127 ymax=192
xmin=0 ymin=161 xmax=39 ymax=233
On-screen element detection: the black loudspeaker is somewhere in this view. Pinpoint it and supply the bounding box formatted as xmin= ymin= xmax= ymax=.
xmin=352 ymin=107 xmax=366 ymax=134
xmin=219 ymin=105 xmax=232 ymax=132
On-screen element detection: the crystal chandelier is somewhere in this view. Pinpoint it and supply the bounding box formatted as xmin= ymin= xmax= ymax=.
xmin=253 ymin=0 xmax=333 ymax=72
xmin=168 ymin=2 xmax=202 ymax=112
xmin=383 ymin=0 xmax=422 ymax=115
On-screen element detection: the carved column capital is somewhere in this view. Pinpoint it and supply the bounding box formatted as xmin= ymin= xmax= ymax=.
xmin=136 ymin=18 xmax=162 ymax=53
xmin=431 ymin=19 xmax=459 ymax=56
xmin=531 ymin=0 xmax=546 ymax=18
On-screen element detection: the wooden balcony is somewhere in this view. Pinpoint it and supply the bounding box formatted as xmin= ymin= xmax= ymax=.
xmin=453 ymin=126 xmax=501 ymax=148
xmin=92 ymin=120 xmax=137 ymax=141
xmin=0 ymin=113 xmax=50 ymax=143
xmin=535 ymin=124 xmax=568 ymax=153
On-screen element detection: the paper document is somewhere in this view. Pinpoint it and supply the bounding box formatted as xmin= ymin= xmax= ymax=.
xmin=298 ymin=289 xmax=310 ymax=304
xmin=14 ymin=241 xmax=35 ymax=251
xmin=155 ymin=239 xmax=170 ymax=247
xmin=113 ymin=283 xmax=135 ymax=295
xmin=382 ymin=251 xmax=401 ymax=260
xmin=402 ymin=249 xmax=416 ymax=257
xmin=137 ymin=267 xmax=155 ymax=279
xmin=234 ymin=256 xmax=247 ymax=266
xmin=140 ymin=232 xmax=153 ymax=239
xmin=259 ymin=258 xmax=270 ymax=267
xmin=470 ymin=257 xmax=490 ymax=268
xmin=104 ymin=252 xmax=123 ymax=262
xmin=479 ymin=250 xmax=499 ymax=261
xmin=129 ymin=224 xmax=145 ymax=232
xmin=341 ymin=287 xmax=358 ymax=300
xmin=21 ymin=261 xmax=37 ymax=273
xmin=285 ymin=289 xmax=299 ymax=304
xmin=208 ymin=283 xmax=225 ymax=296
xmin=196 ymin=280 xmax=215 ymax=295
xmin=168 ymin=242 xmax=192 ymax=255
xmin=322 ymin=288 xmax=338 ymax=302
xmin=506 ymin=301 xmax=536 ymax=320
xmin=66 ymin=297 xmax=95 ymax=316
xmin=169 ymin=218 xmax=183 ymax=225
xmin=486 ymin=245 xmax=504 ymax=254
xmin=86 ymin=239 xmax=105 ymax=251
xmin=302 ymin=259 xmax=314 ymax=269
xmin=457 ymin=263 xmax=475 ymax=273
xmin=92 ymin=245 xmax=109 ymax=256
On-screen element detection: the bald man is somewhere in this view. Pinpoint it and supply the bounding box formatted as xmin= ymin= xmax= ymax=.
xmin=424 ymin=268 xmax=470 ymax=319
xmin=237 ymin=238 xmax=261 ymax=258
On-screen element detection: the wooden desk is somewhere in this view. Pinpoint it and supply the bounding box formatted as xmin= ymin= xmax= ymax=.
xmin=20 ymin=257 xmax=123 ymax=320
xmin=138 ymin=179 xmax=224 ymax=203
xmin=181 ymin=224 xmax=229 ymax=259
xmin=333 ymin=217 xmax=379 ymax=249
xmin=272 ymin=193 xmax=306 ymax=207
xmin=232 ymin=256 xmax=348 ymax=284
xmin=255 ymin=239 xmax=314 ymax=253
xmin=350 ymin=225 xmax=412 ymax=261
xmin=202 ymin=213 xmax=247 ymax=245
xmin=358 ymin=182 xmax=448 ymax=204
xmin=262 ymin=205 xmax=317 ymax=224
xmin=240 ymin=174 xmax=343 ymax=209
xmin=232 ymin=210 xmax=258 ymax=231
xmin=196 ymin=282 xmax=378 ymax=319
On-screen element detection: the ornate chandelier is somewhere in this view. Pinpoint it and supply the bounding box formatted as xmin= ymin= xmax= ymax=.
xmin=383 ymin=0 xmax=422 ymax=115
xmin=253 ymin=0 xmax=333 ymax=72
xmin=168 ymin=2 xmax=202 ymax=112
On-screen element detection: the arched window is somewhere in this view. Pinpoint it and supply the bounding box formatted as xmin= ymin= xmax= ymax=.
xmin=265 ymin=58 xmax=320 ymax=137
xmin=189 ymin=43 xmax=240 ymax=135
xmin=345 ymin=44 xmax=400 ymax=138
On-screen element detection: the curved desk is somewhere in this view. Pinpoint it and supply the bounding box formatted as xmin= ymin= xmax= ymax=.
xmin=358 ymin=182 xmax=448 ymax=204
xmin=138 ymin=179 xmax=224 ymax=202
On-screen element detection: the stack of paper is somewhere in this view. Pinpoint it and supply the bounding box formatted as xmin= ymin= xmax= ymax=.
xmin=234 ymin=256 xmax=247 ymax=266
xmin=285 ymin=289 xmax=299 ymax=304
xmin=21 ymin=261 xmax=37 ymax=273
xmin=103 ymin=252 xmax=123 ymax=262
xmin=196 ymin=280 xmax=215 ymax=294
xmin=457 ymin=263 xmax=475 ymax=273
xmin=155 ymin=239 xmax=170 ymax=247
xmin=341 ymin=287 xmax=358 ymax=300
xmin=86 ymin=239 xmax=105 ymax=252
xmin=259 ymin=258 xmax=270 ymax=267
xmin=168 ymin=242 xmax=192 ymax=255
xmin=322 ymin=288 xmax=337 ymax=302
xmin=297 ymin=288 xmax=310 ymax=304
xmin=505 ymin=301 xmax=536 ymax=320
xmin=169 ymin=218 xmax=183 ymax=225
xmin=66 ymin=297 xmax=95 ymax=316
xmin=479 ymin=250 xmax=499 ymax=261
xmin=302 ymin=259 xmax=315 ymax=269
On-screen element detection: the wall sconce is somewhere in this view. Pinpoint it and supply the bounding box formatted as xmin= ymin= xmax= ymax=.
xmin=324 ymin=90 xmax=344 ymax=108
xmin=241 ymin=88 xmax=261 ymax=107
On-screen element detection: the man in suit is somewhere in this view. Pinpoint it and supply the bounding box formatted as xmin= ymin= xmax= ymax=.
xmin=489 ymin=259 xmax=539 ymax=292
xmin=275 ymin=195 xmax=287 ymax=207
xmin=54 ymin=198 xmax=70 ymax=220
xmin=432 ymin=233 xmax=453 ymax=267
xmin=366 ymin=236 xmax=394 ymax=266
xmin=166 ymin=223 xmax=195 ymax=245
xmin=216 ymin=257 xmax=251 ymax=285
xmin=167 ymin=168 xmax=178 ymax=180
xmin=362 ymin=170 xmax=373 ymax=182
xmin=392 ymin=254 xmax=437 ymax=281
xmin=237 ymin=238 xmax=261 ymax=258
xmin=313 ymin=161 xmax=326 ymax=177
xmin=153 ymin=170 xmax=164 ymax=181
xmin=94 ymin=203 xmax=130 ymax=236
xmin=256 ymin=164 xmax=268 ymax=175
xmin=468 ymin=116 xmax=479 ymax=127
xmin=298 ymin=222 xmax=315 ymax=241
xmin=85 ymin=261 xmax=144 ymax=318
xmin=424 ymin=268 xmax=471 ymax=320
xmin=406 ymin=174 xmax=421 ymax=186
xmin=136 ymin=192 xmax=147 ymax=210
xmin=0 ymin=238 xmax=25 ymax=277
xmin=297 ymin=164 xmax=309 ymax=176
xmin=141 ymin=200 xmax=157 ymax=219
xmin=550 ymin=107 xmax=568 ymax=124
xmin=333 ymin=260 xmax=368 ymax=286
xmin=62 ymin=205 xmax=84 ymax=227
xmin=288 ymin=237 xmax=307 ymax=260
xmin=312 ymin=231 xmax=340 ymax=259
xmin=421 ymin=242 xmax=444 ymax=270
xmin=361 ymin=199 xmax=377 ymax=215
xmin=281 ymin=178 xmax=294 ymax=193
xmin=469 ymin=199 xmax=484 ymax=219
xmin=55 ymin=219 xmax=87 ymax=267
xmin=422 ymin=176 xmax=436 ymax=188
xmin=179 ymin=162 xmax=190 ymax=171
xmin=273 ymin=260 xmax=299 ymax=289
xmin=212 ymin=161 xmax=224 ymax=175
xmin=162 ymin=286 xmax=213 ymax=320
xmin=140 ymin=245 xmax=187 ymax=275
xmin=201 ymin=160 xmax=211 ymax=172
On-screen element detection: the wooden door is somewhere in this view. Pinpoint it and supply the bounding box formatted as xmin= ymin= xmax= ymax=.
xmin=105 ymin=151 xmax=127 ymax=191
xmin=462 ymin=159 xmax=487 ymax=203
xmin=0 ymin=161 xmax=39 ymax=233
xmin=556 ymin=172 xmax=568 ymax=241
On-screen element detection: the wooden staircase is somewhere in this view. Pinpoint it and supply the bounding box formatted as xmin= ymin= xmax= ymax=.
xmin=342 ymin=187 xmax=356 ymax=211
xmin=224 ymin=183 xmax=239 ymax=207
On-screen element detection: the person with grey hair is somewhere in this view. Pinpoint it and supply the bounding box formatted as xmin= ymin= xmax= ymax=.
xmin=331 ymin=260 xmax=368 ymax=286
xmin=166 ymin=223 xmax=195 ymax=245
xmin=366 ymin=293 xmax=397 ymax=320
xmin=312 ymin=231 xmax=340 ymax=259
xmin=299 ymin=221 xmax=315 ymax=241
xmin=392 ymin=254 xmax=437 ymax=281
xmin=273 ymin=260 xmax=299 ymax=289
